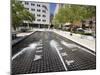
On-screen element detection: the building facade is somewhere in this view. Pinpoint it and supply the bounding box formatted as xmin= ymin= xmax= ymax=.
xmin=20 ymin=1 xmax=50 ymax=28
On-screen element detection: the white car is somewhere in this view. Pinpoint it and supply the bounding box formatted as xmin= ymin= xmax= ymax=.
xmin=84 ymin=30 xmax=92 ymax=33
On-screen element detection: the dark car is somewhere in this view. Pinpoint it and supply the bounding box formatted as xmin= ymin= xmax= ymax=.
xmin=76 ymin=28 xmax=85 ymax=33
xmin=20 ymin=27 xmax=29 ymax=32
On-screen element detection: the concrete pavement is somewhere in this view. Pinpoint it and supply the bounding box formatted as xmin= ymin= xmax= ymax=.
xmin=52 ymin=29 xmax=95 ymax=52
xmin=12 ymin=31 xmax=36 ymax=46
xmin=14 ymin=28 xmax=95 ymax=52
xmin=12 ymin=31 xmax=96 ymax=74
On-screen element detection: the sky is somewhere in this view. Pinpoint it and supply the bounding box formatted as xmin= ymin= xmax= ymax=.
xmin=50 ymin=3 xmax=56 ymax=15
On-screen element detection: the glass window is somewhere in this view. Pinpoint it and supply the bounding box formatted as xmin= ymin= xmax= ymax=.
xmin=42 ymin=10 xmax=46 ymax=13
xmin=31 ymin=8 xmax=35 ymax=11
xmin=37 ymin=4 xmax=40 ymax=7
xmin=42 ymin=15 xmax=46 ymax=17
xmin=33 ymin=14 xmax=35 ymax=16
xmin=26 ymin=8 xmax=29 ymax=10
xmin=20 ymin=1 xmax=22 ymax=4
xmin=42 ymin=20 xmax=46 ymax=22
xmin=42 ymin=5 xmax=48 ymax=10
xmin=37 ymin=9 xmax=41 ymax=12
xmin=25 ymin=2 xmax=29 ymax=5
xmin=37 ymin=19 xmax=41 ymax=21
xmin=37 ymin=14 xmax=41 ymax=17
xmin=31 ymin=3 xmax=35 ymax=6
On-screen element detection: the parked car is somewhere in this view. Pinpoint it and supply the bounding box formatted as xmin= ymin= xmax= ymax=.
xmin=76 ymin=28 xmax=85 ymax=33
xmin=84 ymin=30 xmax=92 ymax=34
xmin=20 ymin=27 xmax=29 ymax=32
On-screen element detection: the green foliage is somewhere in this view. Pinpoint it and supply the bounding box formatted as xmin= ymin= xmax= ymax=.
xmin=11 ymin=0 xmax=35 ymax=30
xmin=52 ymin=4 xmax=96 ymax=27
xmin=21 ymin=10 xmax=35 ymax=22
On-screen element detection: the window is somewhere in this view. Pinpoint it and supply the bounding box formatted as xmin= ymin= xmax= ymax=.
xmin=37 ymin=9 xmax=41 ymax=12
xmin=37 ymin=4 xmax=40 ymax=7
xmin=31 ymin=8 xmax=35 ymax=11
xmin=42 ymin=5 xmax=48 ymax=10
xmin=31 ymin=3 xmax=35 ymax=6
xmin=20 ymin=1 xmax=22 ymax=4
xmin=42 ymin=20 xmax=46 ymax=22
xmin=37 ymin=19 xmax=41 ymax=21
xmin=26 ymin=8 xmax=29 ymax=10
xmin=37 ymin=14 xmax=41 ymax=17
xmin=42 ymin=15 xmax=46 ymax=17
xmin=42 ymin=10 xmax=46 ymax=13
xmin=33 ymin=14 xmax=35 ymax=16
xmin=25 ymin=2 xmax=29 ymax=5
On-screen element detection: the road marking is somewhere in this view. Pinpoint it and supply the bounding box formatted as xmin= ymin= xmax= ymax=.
xmin=61 ymin=41 xmax=77 ymax=48
xmin=61 ymin=52 xmax=68 ymax=56
xmin=50 ymin=40 xmax=68 ymax=71
xmin=39 ymin=40 xmax=42 ymax=43
xmin=12 ymin=43 xmax=38 ymax=60
xmin=72 ymin=48 xmax=78 ymax=51
xmin=61 ymin=40 xmax=95 ymax=56
xmin=36 ymin=46 xmax=43 ymax=49
xmin=36 ymin=50 xmax=42 ymax=53
xmin=29 ymin=43 xmax=38 ymax=49
xmin=57 ymin=46 xmax=63 ymax=50
xmin=39 ymin=39 xmax=42 ymax=42
xmin=65 ymin=60 xmax=74 ymax=65
xmin=38 ymin=43 xmax=43 ymax=46
xmin=12 ymin=47 xmax=29 ymax=60
xmin=34 ymin=55 xmax=42 ymax=61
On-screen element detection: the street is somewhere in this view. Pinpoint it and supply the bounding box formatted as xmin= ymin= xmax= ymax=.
xmin=12 ymin=31 xmax=96 ymax=74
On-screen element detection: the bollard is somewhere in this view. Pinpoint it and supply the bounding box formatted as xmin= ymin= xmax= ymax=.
xmin=70 ymin=33 xmax=72 ymax=36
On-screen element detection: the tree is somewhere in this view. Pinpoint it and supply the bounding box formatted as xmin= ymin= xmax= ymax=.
xmin=21 ymin=10 xmax=35 ymax=28
xmin=52 ymin=4 xmax=96 ymax=31
xmin=11 ymin=0 xmax=35 ymax=30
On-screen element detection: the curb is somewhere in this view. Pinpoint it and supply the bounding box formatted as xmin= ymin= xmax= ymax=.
xmin=12 ymin=31 xmax=36 ymax=47
xmin=53 ymin=31 xmax=96 ymax=54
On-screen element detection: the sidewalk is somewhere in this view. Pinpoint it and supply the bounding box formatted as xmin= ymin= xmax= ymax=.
xmin=53 ymin=29 xmax=96 ymax=52
xmin=12 ymin=31 xmax=36 ymax=46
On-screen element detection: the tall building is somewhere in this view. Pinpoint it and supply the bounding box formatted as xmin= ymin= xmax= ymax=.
xmin=20 ymin=1 xmax=50 ymax=28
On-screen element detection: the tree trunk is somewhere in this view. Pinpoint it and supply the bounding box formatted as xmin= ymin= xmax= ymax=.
xmin=27 ymin=23 xmax=30 ymax=29
xmin=70 ymin=23 xmax=73 ymax=36
xmin=13 ymin=25 xmax=16 ymax=31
